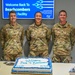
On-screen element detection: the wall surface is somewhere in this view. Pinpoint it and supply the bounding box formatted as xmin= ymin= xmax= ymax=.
xmin=0 ymin=0 xmax=75 ymax=62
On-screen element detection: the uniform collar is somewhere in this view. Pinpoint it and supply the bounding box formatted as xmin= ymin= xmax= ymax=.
xmin=9 ymin=22 xmax=17 ymax=27
xmin=34 ymin=22 xmax=43 ymax=28
xmin=58 ymin=22 xmax=68 ymax=28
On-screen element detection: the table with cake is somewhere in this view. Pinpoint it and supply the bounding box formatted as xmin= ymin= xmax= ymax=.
xmin=0 ymin=57 xmax=75 ymax=75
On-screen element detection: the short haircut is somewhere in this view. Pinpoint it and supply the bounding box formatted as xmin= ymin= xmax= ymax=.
xmin=59 ymin=10 xmax=67 ymax=16
xmin=9 ymin=10 xmax=16 ymax=17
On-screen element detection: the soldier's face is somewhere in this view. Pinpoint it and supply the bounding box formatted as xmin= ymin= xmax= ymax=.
xmin=59 ymin=12 xmax=67 ymax=22
xmin=9 ymin=13 xmax=17 ymax=23
xmin=35 ymin=13 xmax=42 ymax=24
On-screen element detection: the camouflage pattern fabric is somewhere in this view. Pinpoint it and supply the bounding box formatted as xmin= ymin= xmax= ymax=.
xmin=26 ymin=23 xmax=51 ymax=57
xmin=0 ymin=23 xmax=24 ymax=61
xmin=52 ymin=22 xmax=75 ymax=63
xmin=52 ymin=54 xmax=72 ymax=63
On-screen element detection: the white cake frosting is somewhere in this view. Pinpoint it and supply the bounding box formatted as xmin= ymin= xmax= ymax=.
xmin=16 ymin=58 xmax=49 ymax=68
xmin=12 ymin=57 xmax=52 ymax=74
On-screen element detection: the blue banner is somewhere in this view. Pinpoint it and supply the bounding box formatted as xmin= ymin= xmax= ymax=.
xmin=2 ymin=0 xmax=54 ymax=19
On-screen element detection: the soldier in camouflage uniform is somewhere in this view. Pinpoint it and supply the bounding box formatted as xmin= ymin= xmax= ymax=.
xmin=26 ymin=12 xmax=51 ymax=57
xmin=0 ymin=10 xmax=24 ymax=61
xmin=52 ymin=10 xmax=75 ymax=63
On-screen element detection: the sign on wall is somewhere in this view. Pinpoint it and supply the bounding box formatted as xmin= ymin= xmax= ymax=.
xmin=2 ymin=0 xmax=54 ymax=19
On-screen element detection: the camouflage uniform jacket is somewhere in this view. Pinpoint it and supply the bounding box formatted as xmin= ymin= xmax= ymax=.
xmin=0 ymin=23 xmax=24 ymax=54
xmin=26 ymin=23 xmax=51 ymax=52
xmin=52 ymin=22 xmax=75 ymax=55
